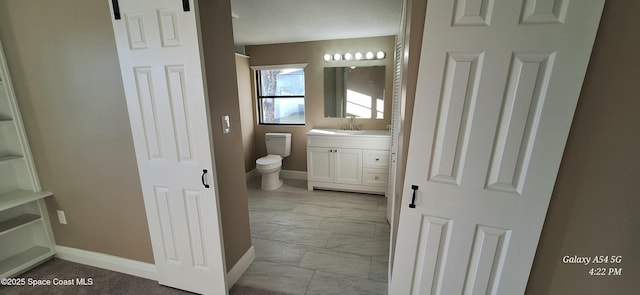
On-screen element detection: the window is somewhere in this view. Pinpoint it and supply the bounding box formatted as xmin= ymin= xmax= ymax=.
xmin=256 ymin=67 xmax=305 ymax=125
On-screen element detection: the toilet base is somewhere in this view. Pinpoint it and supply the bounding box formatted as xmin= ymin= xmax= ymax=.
xmin=260 ymin=171 xmax=283 ymax=190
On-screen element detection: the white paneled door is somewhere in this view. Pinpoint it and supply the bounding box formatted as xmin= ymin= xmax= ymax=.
xmin=392 ymin=0 xmax=604 ymax=294
xmin=108 ymin=0 xmax=227 ymax=294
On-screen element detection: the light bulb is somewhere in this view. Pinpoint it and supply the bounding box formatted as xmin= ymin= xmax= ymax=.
xmin=323 ymin=54 xmax=332 ymax=62
xmin=365 ymin=51 xmax=374 ymax=60
xmin=354 ymin=52 xmax=363 ymax=60
xmin=344 ymin=53 xmax=353 ymax=60
xmin=376 ymin=51 xmax=386 ymax=59
xmin=333 ymin=53 xmax=342 ymax=61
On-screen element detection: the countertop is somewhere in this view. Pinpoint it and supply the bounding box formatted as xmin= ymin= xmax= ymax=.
xmin=305 ymin=129 xmax=390 ymax=137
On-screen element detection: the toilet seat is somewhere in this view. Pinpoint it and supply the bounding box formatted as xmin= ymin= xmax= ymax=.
xmin=256 ymin=155 xmax=282 ymax=170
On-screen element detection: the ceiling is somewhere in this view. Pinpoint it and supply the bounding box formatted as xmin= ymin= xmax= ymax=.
xmin=230 ymin=0 xmax=404 ymax=46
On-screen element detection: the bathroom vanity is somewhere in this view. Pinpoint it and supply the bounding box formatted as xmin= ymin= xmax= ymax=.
xmin=306 ymin=129 xmax=391 ymax=195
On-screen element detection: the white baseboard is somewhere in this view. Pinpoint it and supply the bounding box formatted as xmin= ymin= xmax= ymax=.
xmin=281 ymin=170 xmax=307 ymax=180
xmin=247 ymin=169 xmax=307 ymax=181
xmin=226 ymin=246 xmax=255 ymax=288
xmin=56 ymin=245 xmax=256 ymax=288
xmin=55 ymin=246 xmax=157 ymax=281
xmin=245 ymin=169 xmax=259 ymax=181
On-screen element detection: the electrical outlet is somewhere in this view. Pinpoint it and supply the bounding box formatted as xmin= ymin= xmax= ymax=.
xmin=57 ymin=210 xmax=67 ymax=225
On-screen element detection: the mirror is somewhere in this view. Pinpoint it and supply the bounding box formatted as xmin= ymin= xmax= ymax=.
xmin=324 ymin=66 xmax=386 ymax=119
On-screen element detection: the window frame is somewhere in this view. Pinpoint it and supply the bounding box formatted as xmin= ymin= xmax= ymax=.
xmin=252 ymin=64 xmax=307 ymax=126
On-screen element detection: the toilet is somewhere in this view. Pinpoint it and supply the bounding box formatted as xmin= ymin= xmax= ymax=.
xmin=256 ymin=133 xmax=291 ymax=190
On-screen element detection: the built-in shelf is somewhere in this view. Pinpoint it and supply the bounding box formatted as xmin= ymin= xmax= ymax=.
xmin=0 ymin=190 xmax=53 ymax=212
xmin=0 ymin=214 xmax=41 ymax=236
xmin=0 ymin=40 xmax=55 ymax=278
xmin=0 ymin=155 xmax=23 ymax=164
xmin=0 ymin=246 xmax=53 ymax=277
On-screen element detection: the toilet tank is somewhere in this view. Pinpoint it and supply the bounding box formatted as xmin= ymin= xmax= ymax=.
xmin=265 ymin=133 xmax=291 ymax=157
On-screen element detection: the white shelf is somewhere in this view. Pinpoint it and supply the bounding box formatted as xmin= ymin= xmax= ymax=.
xmin=0 ymin=246 xmax=54 ymax=278
xmin=0 ymin=214 xmax=41 ymax=236
xmin=0 ymin=155 xmax=23 ymax=164
xmin=0 ymin=190 xmax=53 ymax=212
xmin=0 ymin=39 xmax=55 ymax=279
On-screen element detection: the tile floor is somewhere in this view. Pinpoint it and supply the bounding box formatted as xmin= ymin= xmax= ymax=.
xmin=237 ymin=178 xmax=390 ymax=295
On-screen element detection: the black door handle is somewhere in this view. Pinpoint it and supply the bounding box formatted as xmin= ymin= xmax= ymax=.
xmin=182 ymin=0 xmax=190 ymax=11
xmin=409 ymin=185 xmax=418 ymax=208
xmin=202 ymin=169 xmax=210 ymax=188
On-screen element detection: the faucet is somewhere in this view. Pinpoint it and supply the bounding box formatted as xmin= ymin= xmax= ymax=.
xmin=346 ymin=115 xmax=355 ymax=130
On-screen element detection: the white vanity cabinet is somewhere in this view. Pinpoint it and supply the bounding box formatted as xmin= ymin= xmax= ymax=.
xmin=306 ymin=129 xmax=390 ymax=194
xmin=0 ymin=40 xmax=55 ymax=278
xmin=308 ymin=147 xmax=362 ymax=185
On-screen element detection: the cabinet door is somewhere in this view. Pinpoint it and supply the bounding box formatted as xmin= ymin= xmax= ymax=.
xmin=334 ymin=148 xmax=362 ymax=185
xmin=308 ymin=147 xmax=334 ymax=183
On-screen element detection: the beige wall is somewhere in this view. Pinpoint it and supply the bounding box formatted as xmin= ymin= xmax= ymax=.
xmin=401 ymin=0 xmax=639 ymax=293
xmin=0 ymin=0 xmax=153 ymax=263
xmin=236 ymin=54 xmax=256 ymax=173
xmin=245 ymin=36 xmax=395 ymax=172
xmin=396 ymin=0 xmax=426 ymax=198
xmin=390 ymin=0 xmax=427 ymax=271
xmin=525 ymin=1 xmax=640 ymax=294
xmin=199 ymin=0 xmax=252 ymax=271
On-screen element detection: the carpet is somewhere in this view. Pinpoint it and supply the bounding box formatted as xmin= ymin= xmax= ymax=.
xmin=0 ymin=258 xmax=289 ymax=295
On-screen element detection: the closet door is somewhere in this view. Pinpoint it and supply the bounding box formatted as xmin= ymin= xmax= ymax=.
xmin=108 ymin=0 xmax=227 ymax=293
xmin=391 ymin=0 xmax=605 ymax=294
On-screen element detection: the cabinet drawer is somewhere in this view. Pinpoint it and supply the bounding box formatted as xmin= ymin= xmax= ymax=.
xmin=363 ymin=168 xmax=388 ymax=187
xmin=363 ymin=150 xmax=389 ymax=168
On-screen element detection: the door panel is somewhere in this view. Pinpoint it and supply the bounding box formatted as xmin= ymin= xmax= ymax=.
xmin=487 ymin=52 xmax=554 ymax=194
xmin=109 ymin=0 xmax=227 ymax=294
xmin=166 ymin=65 xmax=196 ymax=162
xmin=391 ymin=0 xmax=604 ymax=294
xmin=429 ymin=52 xmax=482 ymax=186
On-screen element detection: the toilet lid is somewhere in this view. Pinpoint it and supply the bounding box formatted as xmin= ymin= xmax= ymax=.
xmin=256 ymin=155 xmax=282 ymax=165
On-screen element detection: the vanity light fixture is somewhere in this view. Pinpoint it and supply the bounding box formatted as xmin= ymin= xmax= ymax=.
xmin=322 ymin=51 xmax=385 ymax=62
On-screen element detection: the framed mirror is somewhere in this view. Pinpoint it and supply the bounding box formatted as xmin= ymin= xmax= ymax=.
xmin=324 ymin=66 xmax=386 ymax=119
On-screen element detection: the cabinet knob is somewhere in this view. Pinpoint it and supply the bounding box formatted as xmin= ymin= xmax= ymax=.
xmin=375 ymin=176 xmax=379 ymax=180
xmin=375 ymin=158 xmax=380 ymax=161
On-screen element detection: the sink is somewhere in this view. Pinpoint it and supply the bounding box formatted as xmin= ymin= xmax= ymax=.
xmin=334 ymin=130 xmax=366 ymax=134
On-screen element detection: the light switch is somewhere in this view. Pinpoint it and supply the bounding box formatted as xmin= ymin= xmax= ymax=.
xmin=222 ymin=115 xmax=230 ymax=134
xmin=57 ymin=210 xmax=67 ymax=225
